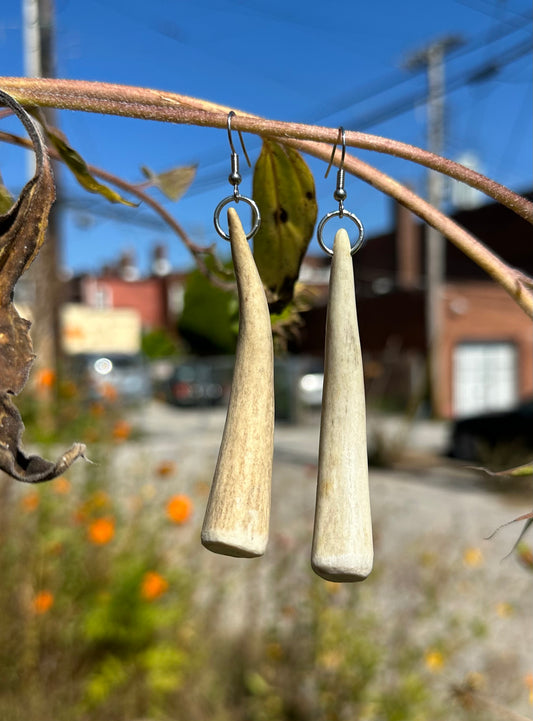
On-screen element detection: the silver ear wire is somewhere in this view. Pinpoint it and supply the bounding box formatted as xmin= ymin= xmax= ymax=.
xmin=214 ymin=111 xmax=261 ymax=241
xmin=317 ymin=127 xmax=365 ymax=256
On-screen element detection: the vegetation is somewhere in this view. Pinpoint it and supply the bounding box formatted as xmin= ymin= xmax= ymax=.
xmin=1 ymin=408 xmax=531 ymax=719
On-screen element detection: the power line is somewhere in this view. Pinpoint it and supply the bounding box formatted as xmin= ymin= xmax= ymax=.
xmin=343 ymin=38 xmax=531 ymax=131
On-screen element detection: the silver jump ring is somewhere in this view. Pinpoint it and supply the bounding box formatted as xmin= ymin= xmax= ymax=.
xmin=213 ymin=195 xmax=261 ymax=241
xmin=317 ymin=210 xmax=365 ymax=256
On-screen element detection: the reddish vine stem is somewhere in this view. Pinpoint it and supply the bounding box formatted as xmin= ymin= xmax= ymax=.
xmin=0 ymin=77 xmax=531 ymax=315
xmin=0 ymin=129 xmax=236 ymax=292
xmin=1 ymin=77 xmax=531 ymax=223
xmin=286 ymin=137 xmax=533 ymax=317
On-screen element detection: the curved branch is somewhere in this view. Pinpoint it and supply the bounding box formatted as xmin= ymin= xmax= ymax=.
xmin=0 ymin=129 xmax=236 ymax=292
xmin=289 ymin=137 xmax=533 ymax=316
xmin=1 ymin=78 xmax=531 ymax=315
xmin=1 ymin=77 xmax=531 ymax=223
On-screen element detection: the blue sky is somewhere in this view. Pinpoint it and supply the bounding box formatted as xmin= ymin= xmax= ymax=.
xmin=1 ymin=0 xmax=531 ymax=275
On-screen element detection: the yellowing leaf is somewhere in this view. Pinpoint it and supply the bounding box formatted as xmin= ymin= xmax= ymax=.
xmin=0 ymin=173 xmax=13 ymax=214
xmin=140 ymin=164 xmax=197 ymax=201
xmin=48 ymin=131 xmax=136 ymax=206
xmin=252 ymin=140 xmax=317 ymax=312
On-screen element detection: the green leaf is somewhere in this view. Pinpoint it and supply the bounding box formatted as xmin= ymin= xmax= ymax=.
xmin=252 ymin=140 xmax=317 ymax=312
xmin=178 ymin=259 xmax=238 ymax=355
xmin=140 ymin=164 xmax=197 ymax=201
xmin=0 ymin=172 xmax=13 ymax=214
xmin=48 ymin=131 xmax=137 ymax=206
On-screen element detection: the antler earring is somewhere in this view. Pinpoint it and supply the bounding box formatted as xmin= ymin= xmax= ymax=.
xmin=201 ymin=112 xmax=274 ymax=558
xmin=311 ymin=128 xmax=373 ymax=582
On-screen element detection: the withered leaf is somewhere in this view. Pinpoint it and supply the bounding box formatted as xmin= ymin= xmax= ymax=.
xmin=0 ymin=89 xmax=86 ymax=482
xmin=140 ymin=163 xmax=197 ymax=201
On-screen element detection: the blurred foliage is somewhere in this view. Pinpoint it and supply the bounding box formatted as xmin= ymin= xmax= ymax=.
xmin=0 ymin=398 xmax=528 ymax=719
xmin=141 ymin=327 xmax=182 ymax=360
xmin=17 ymin=368 xmax=138 ymax=447
xmin=178 ymin=260 xmax=238 ymax=356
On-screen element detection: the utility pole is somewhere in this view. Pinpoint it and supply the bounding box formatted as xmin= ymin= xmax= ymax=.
xmin=22 ymin=0 xmax=62 ymax=393
xmin=405 ymin=35 xmax=463 ymax=417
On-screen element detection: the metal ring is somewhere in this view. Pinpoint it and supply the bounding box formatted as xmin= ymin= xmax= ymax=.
xmin=317 ymin=210 xmax=365 ymax=256
xmin=213 ymin=195 xmax=261 ymax=241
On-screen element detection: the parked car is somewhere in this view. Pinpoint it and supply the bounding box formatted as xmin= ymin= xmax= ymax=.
xmin=68 ymin=353 xmax=152 ymax=403
xmin=166 ymin=361 xmax=225 ymax=407
xmin=448 ymin=398 xmax=533 ymax=462
xmin=297 ymin=371 xmax=324 ymax=408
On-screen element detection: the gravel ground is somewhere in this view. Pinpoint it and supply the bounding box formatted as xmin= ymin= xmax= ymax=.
xmin=115 ymin=401 xmax=533 ymax=716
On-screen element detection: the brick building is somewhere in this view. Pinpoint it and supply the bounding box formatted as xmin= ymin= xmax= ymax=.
xmin=294 ymin=192 xmax=533 ymax=419
xmin=66 ymin=193 xmax=532 ymax=420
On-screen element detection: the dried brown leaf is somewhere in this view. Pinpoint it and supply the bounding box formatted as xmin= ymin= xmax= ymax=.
xmin=0 ymin=89 xmax=85 ymax=482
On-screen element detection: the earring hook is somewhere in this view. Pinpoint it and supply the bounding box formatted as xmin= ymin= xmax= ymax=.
xmin=227 ymin=110 xmax=251 ymax=167
xmin=213 ymin=111 xmax=261 ymax=241
xmin=325 ymin=127 xmax=346 ymax=179
xmin=317 ymin=126 xmax=365 ymax=257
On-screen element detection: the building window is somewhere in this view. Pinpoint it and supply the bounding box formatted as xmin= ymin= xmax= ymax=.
xmin=453 ymin=341 xmax=517 ymax=417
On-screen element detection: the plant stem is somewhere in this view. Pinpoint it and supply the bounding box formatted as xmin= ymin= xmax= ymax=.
xmin=0 ymin=77 xmax=531 ymax=315
xmin=1 ymin=77 xmax=531 ymax=223
xmin=0 ymin=129 xmax=236 ymax=292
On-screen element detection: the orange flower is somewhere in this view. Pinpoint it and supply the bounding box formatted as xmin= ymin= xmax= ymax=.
xmin=21 ymin=492 xmax=40 ymax=513
xmin=140 ymin=571 xmax=169 ymax=601
xmin=101 ymin=383 xmax=119 ymax=402
xmin=32 ymin=590 xmax=54 ymax=615
xmin=89 ymin=401 xmax=106 ymax=418
xmin=88 ymin=517 xmax=115 ymax=545
xmin=36 ymin=368 xmax=56 ymax=390
xmin=166 ymin=494 xmax=193 ymax=525
xmin=112 ymin=419 xmax=132 ymax=442
xmin=525 ymin=672 xmax=533 ymax=705
xmin=52 ymin=476 xmax=72 ymax=495
xmin=155 ymin=460 xmax=176 ymax=478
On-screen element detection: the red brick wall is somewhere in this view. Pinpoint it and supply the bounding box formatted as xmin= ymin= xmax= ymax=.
xmin=91 ymin=278 xmax=166 ymax=328
xmin=440 ymin=282 xmax=533 ymax=418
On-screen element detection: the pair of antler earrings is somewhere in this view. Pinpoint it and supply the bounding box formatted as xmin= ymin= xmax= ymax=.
xmin=201 ymin=114 xmax=373 ymax=583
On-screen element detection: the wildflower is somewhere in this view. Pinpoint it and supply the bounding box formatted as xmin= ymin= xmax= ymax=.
xmin=112 ymin=419 xmax=132 ymax=442
xmin=101 ymin=383 xmax=119 ymax=402
xmin=495 ymin=601 xmax=514 ymax=618
xmin=52 ymin=476 xmax=71 ymax=495
xmin=463 ymin=547 xmax=483 ymax=567
xmin=155 ymin=460 xmax=176 ymax=478
xmin=465 ymin=671 xmax=485 ymax=690
xmin=324 ymin=580 xmax=341 ymax=595
xmin=91 ymin=491 xmax=111 ymax=509
xmin=21 ymin=492 xmax=40 ymax=513
xmin=89 ymin=402 xmax=106 ymax=418
xmin=166 ymin=494 xmax=193 ymax=525
xmin=32 ymin=590 xmax=54 ymax=615
xmin=141 ymin=571 xmax=169 ymax=601
xmin=525 ymin=672 xmax=533 ymax=705
xmin=424 ymin=649 xmax=445 ymax=672
xmin=142 ymin=483 xmax=156 ymax=500
xmin=517 ymin=544 xmax=533 ymax=571
xmin=88 ymin=517 xmax=115 ymax=545
xmin=36 ymin=368 xmax=56 ymax=390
